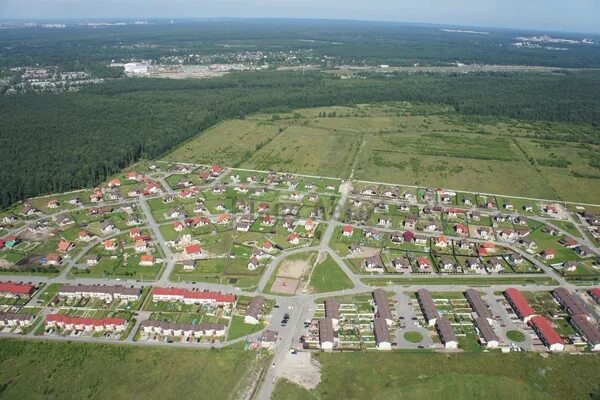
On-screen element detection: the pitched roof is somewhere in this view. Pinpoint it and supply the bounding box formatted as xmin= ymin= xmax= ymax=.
xmin=373 ymin=317 xmax=391 ymax=344
xmin=435 ymin=317 xmax=457 ymax=345
xmin=325 ymin=298 xmax=340 ymax=320
xmin=373 ymin=289 xmax=392 ymax=321
xmin=0 ymin=282 xmax=35 ymax=295
xmin=416 ymin=289 xmax=439 ymax=323
xmin=152 ymin=287 xmax=236 ymax=303
xmin=505 ymin=288 xmax=535 ymax=320
xmin=464 ymin=289 xmax=493 ymax=320
xmin=529 ymin=315 xmax=563 ymax=346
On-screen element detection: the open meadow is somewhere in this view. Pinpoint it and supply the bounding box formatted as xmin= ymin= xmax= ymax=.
xmin=272 ymin=352 xmax=600 ymax=400
xmin=0 ymin=339 xmax=259 ymax=400
xmin=164 ymin=103 xmax=600 ymax=203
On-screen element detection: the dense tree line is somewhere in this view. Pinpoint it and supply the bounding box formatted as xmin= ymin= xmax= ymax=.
xmin=1 ymin=70 xmax=599 ymax=209
xmin=2 ymin=20 xmax=600 ymax=69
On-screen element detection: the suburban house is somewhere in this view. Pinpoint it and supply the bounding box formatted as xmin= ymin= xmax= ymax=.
xmin=541 ymin=249 xmax=556 ymax=260
xmin=416 ymin=289 xmax=439 ymax=326
xmin=417 ymin=257 xmax=432 ymax=272
xmin=392 ymin=256 xmax=411 ymax=272
xmin=139 ymin=255 xmax=156 ymax=266
xmin=45 ymin=253 xmax=62 ymax=266
xmin=244 ymin=295 xmax=266 ymax=325
xmin=141 ymin=320 xmax=226 ymax=337
xmin=184 ymin=244 xmax=202 ymax=259
xmin=260 ymin=330 xmax=279 ymax=349
xmin=103 ymin=239 xmax=116 ymax=251
xmin=364 ymin=255 xmax=385 ymax=273
xmin=57 ymin=239 xmax=73 ymax=253
xmin=435 ymin=317 xmax=458 ymax=349
xmin=529 ymin=315 xmax=564 ymax=352
xmin=247 ymin=257 xmax=260 ymax=271
xmin=287 ymin=233 xmax=300 ymax=245
xmin=504 ymin=288 xmax=536 ymax=322
xmin=342 ymin=225 xmax=354 ymax=238
xmin=182 ymin=260 xmax=196 ymax=271
xmin=86 ymin=255 xmax=100 ymax=266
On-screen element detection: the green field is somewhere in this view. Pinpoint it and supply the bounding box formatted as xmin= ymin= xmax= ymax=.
xmin=163 ymin=103 xmax=600 ymax=203
xmin=272 ymin=352 xmax=600 ymax=400
xmin=308 ymin=255 xmax=355 ymax=293
xmin=0 ymin=339 xmax=258 ymax=400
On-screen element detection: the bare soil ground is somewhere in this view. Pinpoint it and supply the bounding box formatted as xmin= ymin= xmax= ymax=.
xmin=277 ymin=259 xmax=312 ymax=279
xmin=276 ymin=352 xmax=321 ymax=390
xmin=271 ymin=277 xmax=300 ymax=295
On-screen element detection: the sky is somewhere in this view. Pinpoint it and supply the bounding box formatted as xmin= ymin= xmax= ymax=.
xmin=1 ymin=0 xmax=599 ymax=34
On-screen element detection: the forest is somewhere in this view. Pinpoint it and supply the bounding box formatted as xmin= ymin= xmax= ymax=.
xmin=1 ymin=70 xmax=600 ymax=209
xmin=2 ymin=19 xmax=600 ymax=69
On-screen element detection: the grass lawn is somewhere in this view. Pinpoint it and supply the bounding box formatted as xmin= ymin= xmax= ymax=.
xmin=0 ymin=339 xmax=258 ymax=400
xmin=403 ymin=331 xmax=424 ymax=343
xmin=227 ymin=315 xmax=264 ymax=341
xmin=309 ymin=255 xmax=355 ymax=293
xmin=506 ymin=330 xmax=526 ymax=342
xmin=273 ymin=352 xmax=600 ymax=400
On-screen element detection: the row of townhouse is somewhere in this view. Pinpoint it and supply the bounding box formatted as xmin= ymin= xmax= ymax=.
xmin=0 ymin=282 xmax=35 ymax=298
xmin=45 ymin=314 xmax=127 ymax=332
xmin=151 ymin=288 xmax=236 ymax=306
xmin=140 ymin=320 xmax=226 ymax=337
xmin=0 ymin=312 xmax=34 ymax=327
xmin=58 ymin=284 xmax=141 ymax=302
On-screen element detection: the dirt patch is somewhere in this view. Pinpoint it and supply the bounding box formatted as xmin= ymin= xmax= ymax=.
xmin=344 ymin=246 xmax=380 ymax=259
xmin=277 ymin=352 xmax=321 ymax=390
xmin=277 ymin=259 xmax=312 ymax=279
xmin=271 ymin=277 xmax=300 ymax=295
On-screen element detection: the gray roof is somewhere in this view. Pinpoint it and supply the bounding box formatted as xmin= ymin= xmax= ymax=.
xmin=319 ymin=318 xmax=335 ymax=343
xmin=325 ymin=298 xmax=340 ymax=320
xmin=373 ymin=318 xmax=391 ymax=344
xmin=435 ymin=317 xmax=457 ymax=345
xmin=553 ymin=288 xmax=589 ymax=318
xmin=464 ymin=289 xmax=493 ymax=320
xmin=245 ymin=296 xmax=266 ymax=319
xmin=373 ymin=289 xmax=392 ymax=321
xmin=570 ymin=314 xmax=600 ymax=346
xmin=262 ymin=330 xmax=279 ymax=342
xmin=0 ymin=312 xmax=34 ymax=322
xmin=473 ymin=317 xmax=499 ymax=344
xmin=416 ymin=289 xmax=439 ymax=323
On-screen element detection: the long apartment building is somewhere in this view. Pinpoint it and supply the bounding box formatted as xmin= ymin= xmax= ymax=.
xmin=140 ymin=320 xmax=226 ymax=337
xmin=151 ymin=287 xmax=236 ymax=306
xmin=59 ymin=284 xmax=141 ymax=302
xmin=45 ymin=314 xmax=127 ymax=332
